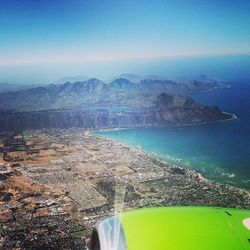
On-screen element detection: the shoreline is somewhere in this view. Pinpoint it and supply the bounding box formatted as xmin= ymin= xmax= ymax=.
xmin=1 ymin=128 xmax=249 ymax=248
xmin=89 ymin=128 xmax=248 ymax=192
xmin=222 ymin=111 xmax=238 ymax=121
xmin=89 ymin=109 xmax=238 ymax=158
xmin=89 ymin=111 xmax=238 ymax=133
xmin=89 ymin=110 xmax=250 ymax=193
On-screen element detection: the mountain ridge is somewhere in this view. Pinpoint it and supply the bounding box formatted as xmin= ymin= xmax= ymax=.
xmin=0 ymin=92 xmax=232 ymax=131
xmin=0 ymin=75 xmax=224 ymax=112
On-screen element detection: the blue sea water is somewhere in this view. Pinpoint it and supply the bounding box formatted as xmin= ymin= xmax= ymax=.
xmin=94 ymin=79 xmax=250 ymax=190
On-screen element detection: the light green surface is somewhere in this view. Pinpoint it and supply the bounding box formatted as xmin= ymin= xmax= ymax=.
xmin=119 ymin=207 xmax=250 ymax=250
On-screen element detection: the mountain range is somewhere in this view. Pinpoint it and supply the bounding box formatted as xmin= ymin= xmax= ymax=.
xmin=0 ymin=92 xmax=232 ymax=131
xmin=0 ymin=74 xmax=232 ymax=130
xmin=0 ymin=75 xmax=224 ymax=111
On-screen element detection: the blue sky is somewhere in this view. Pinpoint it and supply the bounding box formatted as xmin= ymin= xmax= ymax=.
xmin=0 ymin=0 xmax=249 ymax=83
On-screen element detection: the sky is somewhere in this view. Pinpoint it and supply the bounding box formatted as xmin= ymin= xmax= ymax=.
xmin=0 ymin=0 xmax=249 ymax=83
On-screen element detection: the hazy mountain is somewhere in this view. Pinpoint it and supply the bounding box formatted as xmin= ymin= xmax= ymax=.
xmin=138 ymin=79 xmax=178 ymax=92
xmin=0 ymin=75 xmax=230 ymax=130
xmin=0 ymin=83 xmax=39 ymax=94
xmin=0 ymin=75 xmax=223 ymax=111
xmin=113 ymin=74 xmax=142 ymax=83
xmin=53 ymin=75 xmax=90 ymax=85
xmin=113 ymin=74 xmax=165 ymax=83
xmin=175 ymin=74 xmax=225 ymax=88
xmin=0 ymin=92 xmax=232 ymax=131
xmin=108 ymin=78 xmax=136 ymax=91
xmin=108 ymin=76 xmax=221 ymax=94
xmin=144 ymin=75 xmax=166 ymax=81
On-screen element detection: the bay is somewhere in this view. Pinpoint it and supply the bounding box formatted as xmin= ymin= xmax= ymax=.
xmin=94 ymin=79 xmax=250 ymax=190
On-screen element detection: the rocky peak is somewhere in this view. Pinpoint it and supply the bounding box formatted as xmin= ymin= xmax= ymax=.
xmin=156 ymin=92 xmax=195 ymax=109
xmin=109 ymin=78 xmax=135 ymax=90
xmin=59 ymin=82 xmax=72 ymax=91
xmin=69 ymin=78 xmax=106 ymax=93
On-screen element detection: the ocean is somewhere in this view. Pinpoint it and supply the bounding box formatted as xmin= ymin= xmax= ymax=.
xmin=94 ymin=78 xmax=250 ymax=190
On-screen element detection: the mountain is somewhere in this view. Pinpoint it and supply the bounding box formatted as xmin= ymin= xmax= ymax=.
xmin=144 ymin=75 xmax=166 ymax=81
xmin=113 ymin=74 xmax=142 ymax=83
xmin=137 ymin=79 xmax=178 ymax=92
xmin=176 ymin=74 xmax=224 ymax=90
xmin=0 ymin=93 xmax=232 ymax=131
xmin=0 ymin=74 xmax=231 ymax=130
xmin=53 ymin=75 xmax=90 ymax=85
xmin=0 ymin=78 xmax=108 ymax=111
xmin=0 ymin=86 xmax=57 ymax=111
xmin=59 ymin=78 xmax=107 ymax=94
xmin=109 ymin=78 xmax=136 ymax=91
xmin=155 ymin=93 xmax=195 ymax=109
xmin=153 ymin=93 xmax=229 ymax=124
xmin=0 ymin=83 xmax=39 ymax=94
xmin=112 ymin=74 xmax=165 ymax=83
xmin=108 ymin=76 xmax=221 ymax=94
xmin=0 ymin=75 xmax=223 ymax=112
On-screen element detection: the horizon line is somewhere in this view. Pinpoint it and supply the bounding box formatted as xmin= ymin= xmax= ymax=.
xmin=0 ymin=52 xmax=249 ymax=67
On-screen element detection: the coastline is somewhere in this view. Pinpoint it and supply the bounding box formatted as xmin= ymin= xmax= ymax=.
xmin=222 ymin=111 xmax=238 ymax=121
xmin=0 ymin=128 xmax=249 ymax=248
xmin=89 ymin=129 xmax=248 ymax=191
xmin=89 ymin=110 xmax=238 ymax=144
xmin=90 ymin=111 xmax=250 ymax=192
xmin=89 ymin=110 xmax=238 ymax=133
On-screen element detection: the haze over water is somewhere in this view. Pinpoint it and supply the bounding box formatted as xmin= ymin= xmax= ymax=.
xmin=94 ymin=78 xmax=250 ymax=190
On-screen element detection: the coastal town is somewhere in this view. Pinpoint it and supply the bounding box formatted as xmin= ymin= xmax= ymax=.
xmin=0 ymin=128 xmax=249 ymax=249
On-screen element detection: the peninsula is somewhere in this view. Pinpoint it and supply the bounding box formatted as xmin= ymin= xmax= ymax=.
xmin=0 ymin=75 xmax=233 ymax=131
